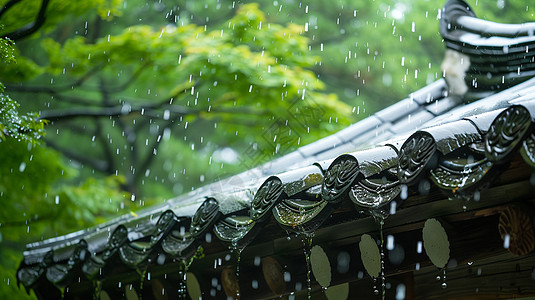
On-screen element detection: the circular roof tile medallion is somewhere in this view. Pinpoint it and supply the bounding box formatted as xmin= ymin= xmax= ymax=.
xmin=422 ymin=218 xmax=450 ymax=269
xmin=310 ymin=245 xmax=331 ymax=288
xmin=359 ymin=234 xmax=381 ymax=278
xmin=520 ymin=133 xmax=535 ymax=167
xmin=325 ymin=282 xmax=349 ymax=300
xmin=186 ymin=272 xmax=202 ymax=300
xmin=108 ymin=225 xmax=128 ymax=248
xmin=485 ymin=106 xmax=532 ymax=163
xmin=322 ymin=155 xmax=359 ymax=203
xmin=250 ymin=178 xmax=284 ymax=222
xmin=156 ymin=210 xmax=176 ymax=234
xmin=398 ymin=133 xmax=437 ymax=186
xmin=190 ymin=198 xmax=219 ymax=237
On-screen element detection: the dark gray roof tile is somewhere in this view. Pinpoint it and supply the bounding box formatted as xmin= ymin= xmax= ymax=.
xmin=374 ymin=97 xmax=421 ymax=123
xmin=463 ymin=108 xmax=506 ymax=133
xmin=261 ymin=150 xmax=304 ymax=175
xmin=313 ymin=142 xmax=357 ymax=162
xmin=425 ymin=96 xmax=464 ymax=116
xmin=408 ymin=79 xmax=448 ymax=105
xmin=297 ymin=134 xmax=344 ymax=157
xmin=351 ymin=122 xmax=394 ymax=148
xmin=390 ymin=109 xmax=436 ymax=134
xmin=334 ymin=115 xmax=383 ymax=143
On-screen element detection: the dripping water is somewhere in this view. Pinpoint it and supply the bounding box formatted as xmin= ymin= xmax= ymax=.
xmin=299 ymin=231 xmax=314 ymax=300
xmin=178 ymin=251 xmax=198 ymax=299
xmin=138 ymin=268 xmax=147 ymax=300
xmin=442 ymin=268 xmax=447 ymax=289
xmin=379 ymin=219 xmax=386 ymax=300
xmin=177 ymin=261 xmax=187 ymax=299
xmin=284 ymin=229 xmax=292 ymax=241
xmin=92 ymin=280 xmax=102 ymax=300
xmin=231 ymin=241 xmax=244 ymax=300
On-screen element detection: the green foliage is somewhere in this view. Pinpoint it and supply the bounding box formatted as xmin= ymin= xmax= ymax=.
xmin=0 ymin=93 xmax=44 ymax=143
xmin=0 ymin=37 xmax=14 ymax=63
xmin=0 ymin=0 xmax=123 ymax=37
xmin=0 ymin=37 xmax=44 ymax=143
xmin=0 ymin=138 xmax=132 ymax=299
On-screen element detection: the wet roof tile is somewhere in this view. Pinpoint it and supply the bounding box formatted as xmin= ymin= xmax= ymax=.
xmin=18 ymin=1 xmax=535 ymax=296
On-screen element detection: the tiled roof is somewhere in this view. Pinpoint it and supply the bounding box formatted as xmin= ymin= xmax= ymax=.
xmin=17 ymin=0 xmax=535 ymax=296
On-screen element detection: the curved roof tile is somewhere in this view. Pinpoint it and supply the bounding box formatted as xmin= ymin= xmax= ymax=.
xmin=18 ymin=0 xmax=535 ymax=295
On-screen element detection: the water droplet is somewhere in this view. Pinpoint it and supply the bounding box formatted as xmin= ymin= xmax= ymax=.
xmin=386 ymin=235 xmax=395 ymax=250
xmin=503 ymin=233 xmax=510 ymax=249
xmin=396 ymin=283 xmax=406 ymax=300
xmin=441 ymin=282 xmax=447 ymax=289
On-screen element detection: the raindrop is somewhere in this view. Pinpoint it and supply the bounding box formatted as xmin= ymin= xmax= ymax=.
xmin=55 ymin=195 xmax=60 ymax=205
xmin=396 ymin=283 xmax=406 ymax=300
xmin=337 ymin=251 xmax=350 ymax=274
xmin=251 ymin=280 xmax=258 ymax=289
xmin=254 ymin=256 xmax=261 ymax=266
xmin=388 ymin=244 xmax=405 ymax=265
xmin=418 ymin=179 xmax=430 ymax=194
xmin=284 ymin=271 xmax=291 ymax=282
xmin=390 ymin=201 xmax=397 ymax=214
xmin=19 ymin=162 xmax=26 ymax=172
xmin=503 ymin=234 xmax=510 ymax=249
xmin=396 ymin=283 xmax=405 ymax=300
xmin=157 ymin=254 xmax=166 ymax=265
xmin=400 ymin=185 xmax=408 ymax=200
xmin=386 ymin=235 xmax=395 ymax=250
xmin=416 ymin=241 xmax=422 ymax=253
xmin=447 ymin=258 xmax=458 ymax=269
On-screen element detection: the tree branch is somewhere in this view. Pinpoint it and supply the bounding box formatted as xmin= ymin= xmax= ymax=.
xmin=5 ymin=65 xmax=102 ymax=94
xmin=38 ymin=103 xmax=195 ymax=123
xmin=103 ymin=63 xmax=150 ymax=93
xmin=44 ymin=137 xmax=109 ymax=172
xmin=0 ymin=0 xmax=23 ymax=20
xmin=2 ymin=0 xmax=51 ymax=41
